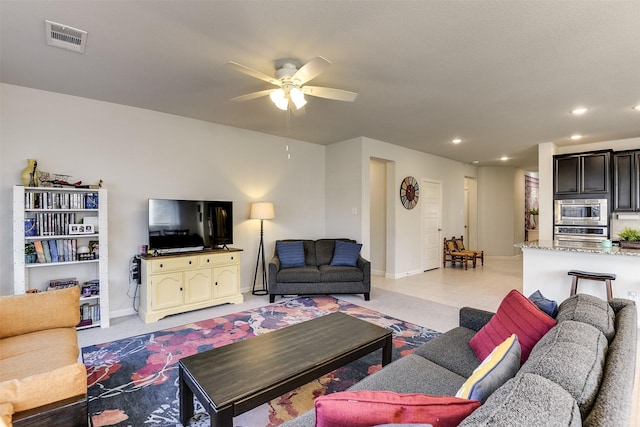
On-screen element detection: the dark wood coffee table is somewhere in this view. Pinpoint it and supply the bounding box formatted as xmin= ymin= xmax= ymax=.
xmin=179 ymin=311 xmax=392 ymax=427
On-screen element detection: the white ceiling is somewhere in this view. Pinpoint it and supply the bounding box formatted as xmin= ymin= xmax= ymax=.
xmin=2 ymin=1 xmax=639 ymax=170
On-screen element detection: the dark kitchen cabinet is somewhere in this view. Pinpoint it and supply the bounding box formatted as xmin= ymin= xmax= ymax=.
xmin=554 ymin=151 xmax=611 ymax=196
xmin=613 ymin=150 xmax=640 ymax=211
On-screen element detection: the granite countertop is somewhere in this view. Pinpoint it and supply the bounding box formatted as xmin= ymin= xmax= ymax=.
xmin=515 ymin=240 xmax=640 ymax=257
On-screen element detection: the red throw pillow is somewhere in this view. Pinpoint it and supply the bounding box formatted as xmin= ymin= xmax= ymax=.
xmin=469 ymin=289 xmax=556 ymax=364
xmin=314 ymin=390 xmax=481 ymax=427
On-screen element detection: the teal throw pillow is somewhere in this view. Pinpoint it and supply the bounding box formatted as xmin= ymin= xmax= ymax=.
xmin=276 ymin=241 xmax=305 ymax=268
xmin=330 ymin=240 xmax=362 ymax=267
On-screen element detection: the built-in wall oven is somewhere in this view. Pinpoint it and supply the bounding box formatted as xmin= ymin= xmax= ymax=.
xmin=554 ymin=199 xmax=609 ymax=242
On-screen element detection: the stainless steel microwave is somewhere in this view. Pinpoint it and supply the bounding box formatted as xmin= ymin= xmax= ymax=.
xmin=554 ymin=199 xmax=608 ymax=226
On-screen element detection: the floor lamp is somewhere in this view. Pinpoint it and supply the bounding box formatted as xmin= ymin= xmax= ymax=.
xmin=250 ymin=202 xmax=275 ymax=295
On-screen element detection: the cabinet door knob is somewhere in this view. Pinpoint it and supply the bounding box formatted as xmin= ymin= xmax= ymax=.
xmin=231 ymin=256 xmax=234 ymax=260
xmin=215 ymin=282 xmax=218 ymax=286
xmin=189 ymin=261 xmax=192 ymax=264
xmin=180 ymin=287 xmax=183 ymax=291
xmin=160 ymin=264 xmax=163 ymax=268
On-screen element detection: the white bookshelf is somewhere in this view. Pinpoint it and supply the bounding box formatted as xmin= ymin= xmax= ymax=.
xmin=13 ymin=186 xmax=109 ymax=328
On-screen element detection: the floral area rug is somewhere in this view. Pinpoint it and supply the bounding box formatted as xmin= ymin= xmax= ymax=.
xmin=82 ymin=295 xmax=441 ymax=427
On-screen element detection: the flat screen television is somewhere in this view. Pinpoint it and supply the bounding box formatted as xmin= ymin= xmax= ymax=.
xmin=148 ymin=199 xmax=233 ymax=254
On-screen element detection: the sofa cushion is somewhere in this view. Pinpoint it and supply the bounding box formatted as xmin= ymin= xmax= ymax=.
xmin=555 ymin=294 xmax=615 ymax=341
xmin=0 ymin=362 xmax=86 ymax=413
xmin=0 ymin=328 xmax=79 ymax=372
xmin=413 ymin=327 xmax=480 ymax=378
xmin=315 ymin=239 xmax=340 ymax=266
xmin=528 ymin=290 xmax=558 ymax=318
xmin=456 ymin=334 xmax=521 ymax=404
xmin=458 ymin=373 xmax=582 ymax=427
xmin=276 ymin=241 xmax=306 ymax=268
xmin=584 ymin=303 xmax=637 ymax=427
xmin=276 ymin=266 xmax=321 ymax=283
xmin=330 ymin=240 xmax=362 ymax=267
xmin=469 ymin=289 xmax=556 ymax=364
xmin=350 ymin=354 xmax=467 ymax=396
xmin=0 ymin=287 xmax=80 ymax=339
xmin=519 ymin=320 xmax=608 ymax=417
xmin=319 ymin=265 xmax=364 ymax=282
xmin=314 ymin=391 xmax=480 ymax=427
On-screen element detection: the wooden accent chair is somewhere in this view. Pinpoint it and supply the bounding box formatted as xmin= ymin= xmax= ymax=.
xmin=443 ymin=237 xmax=473 ymax=270
xmin=454 ymin=236 xmax=484 ymax=267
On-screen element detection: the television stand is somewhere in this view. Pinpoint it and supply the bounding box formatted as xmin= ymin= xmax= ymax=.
xmin=138 ymin=248 xmax=244 ymax=323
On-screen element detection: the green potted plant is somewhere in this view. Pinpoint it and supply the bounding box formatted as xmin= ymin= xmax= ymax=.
xmin=24 ymin=242 xmax=37 ymax=264
xmin=618 ymin=227 xmax=640 ymax=249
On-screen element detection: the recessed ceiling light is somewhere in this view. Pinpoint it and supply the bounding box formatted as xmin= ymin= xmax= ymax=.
xmin=472 ymin=160 xmax=479 ymax=164
xmin=571 ymin=107 xmax=588 ymax=115
xmin=570 ymin=134 xmax=582 ymax=140
xmin=451 ymin=138 xmax=462 ymax=144
xmin=500 ymin=156 xmax=509 ymax=161
xmin=633 ymin=105 xmax=640 ymax=111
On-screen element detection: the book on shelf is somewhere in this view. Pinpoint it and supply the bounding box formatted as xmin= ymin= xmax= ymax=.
xmin=24 ymin=190 xmax=99 ymax=210
xmin=77 ymin=319 xmax=93 ymax=327
xmin=47 ymin=277 xmax=78 ymax=290
xmin=33 ymin=240 xmax=45 ymax=263
xmin=56 ymin=240 xmax=64 ymax=262
xmin=79 ymin=302 xmax=100 ymax=325
xmin=27 ymin=239 xmax=82 ymax=263
xmin=30 ymin=212 xmax=76 ymax=236
xmin=42 ymin=240 xmax=52 ymax=263
xmin=48 ymin=240 xmax=59 ymax=262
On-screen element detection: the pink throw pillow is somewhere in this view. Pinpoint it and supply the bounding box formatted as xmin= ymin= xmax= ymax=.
xmin=314 ymin=390 xmax=481 ymax=427
xmin=469 ymin=289 xmax=556 ymax=364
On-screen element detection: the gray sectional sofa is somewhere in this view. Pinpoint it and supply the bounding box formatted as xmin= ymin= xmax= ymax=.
xmin=268 ymin=239 xmax=371 ymax=303
xmin=282 ymin=293 xmax=638 ymax=427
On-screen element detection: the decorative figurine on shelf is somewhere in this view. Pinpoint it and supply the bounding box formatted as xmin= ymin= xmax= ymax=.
xmin=20 ymin=159 xmax=40 ymax=187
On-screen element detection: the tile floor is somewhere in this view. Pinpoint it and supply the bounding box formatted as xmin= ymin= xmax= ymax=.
xmin=78 ymin=255 xmax=639 ymax=426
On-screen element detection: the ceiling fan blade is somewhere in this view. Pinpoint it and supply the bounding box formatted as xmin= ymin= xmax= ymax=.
xmin=292 ymin=56 xmax=331 ymax=85
xmin=226 ymin=62 xmax=281 ymax=86
xmin=230 ymin=89 xmax=274 ymax=102
xmin=302 ymin=86 xmax=358 ymax=102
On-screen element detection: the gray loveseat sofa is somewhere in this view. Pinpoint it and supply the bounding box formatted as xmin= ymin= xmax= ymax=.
xmin=268 ymin=239 xmax=371 ymax=303
xmin=282 ymin=293 xmax=637 ymax=426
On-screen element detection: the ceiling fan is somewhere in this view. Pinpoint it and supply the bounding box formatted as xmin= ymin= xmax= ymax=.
xmin=226 ymin=56 xmax=357 ymax=111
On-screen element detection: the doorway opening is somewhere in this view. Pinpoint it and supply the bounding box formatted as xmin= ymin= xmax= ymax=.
xmin=464 ymin=177 xmax=479 ymax=249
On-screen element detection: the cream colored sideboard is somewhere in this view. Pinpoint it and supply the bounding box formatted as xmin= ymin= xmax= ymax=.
xmin=139 ymin=249 xmax=243 ymax=323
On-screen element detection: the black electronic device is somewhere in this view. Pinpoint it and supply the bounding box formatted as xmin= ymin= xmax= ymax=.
xmin=148 ymin=199 xmax=233 ymax=254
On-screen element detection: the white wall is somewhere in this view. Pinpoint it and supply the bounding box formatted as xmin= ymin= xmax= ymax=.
xmin=325 ymin=138 xmax=363 ymax=242
xmin=325 ymin=136 xmax=476 ymax=278
xmin=477 ymin=166 xmax=526 ymax=256
xmin=0 ymin=84 xmax=326 ymax=317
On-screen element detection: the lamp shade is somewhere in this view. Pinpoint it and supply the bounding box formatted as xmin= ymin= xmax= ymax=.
xmin=250 ymin=202 xmax=275 ymax=220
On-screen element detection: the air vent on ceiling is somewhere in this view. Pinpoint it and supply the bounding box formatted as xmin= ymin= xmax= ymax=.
xmin=45 ymin=20 xmax=87 ymax=53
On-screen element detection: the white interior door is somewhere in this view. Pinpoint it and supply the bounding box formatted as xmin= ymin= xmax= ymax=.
xmin=422 ymin=180 xmax=442 ymax=271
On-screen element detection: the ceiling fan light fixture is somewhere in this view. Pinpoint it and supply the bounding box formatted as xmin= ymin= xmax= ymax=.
xmin=290 ymin=87 xmax=307 ymax=110
xmin=269 ymin=89 xmax=288 ymax=110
